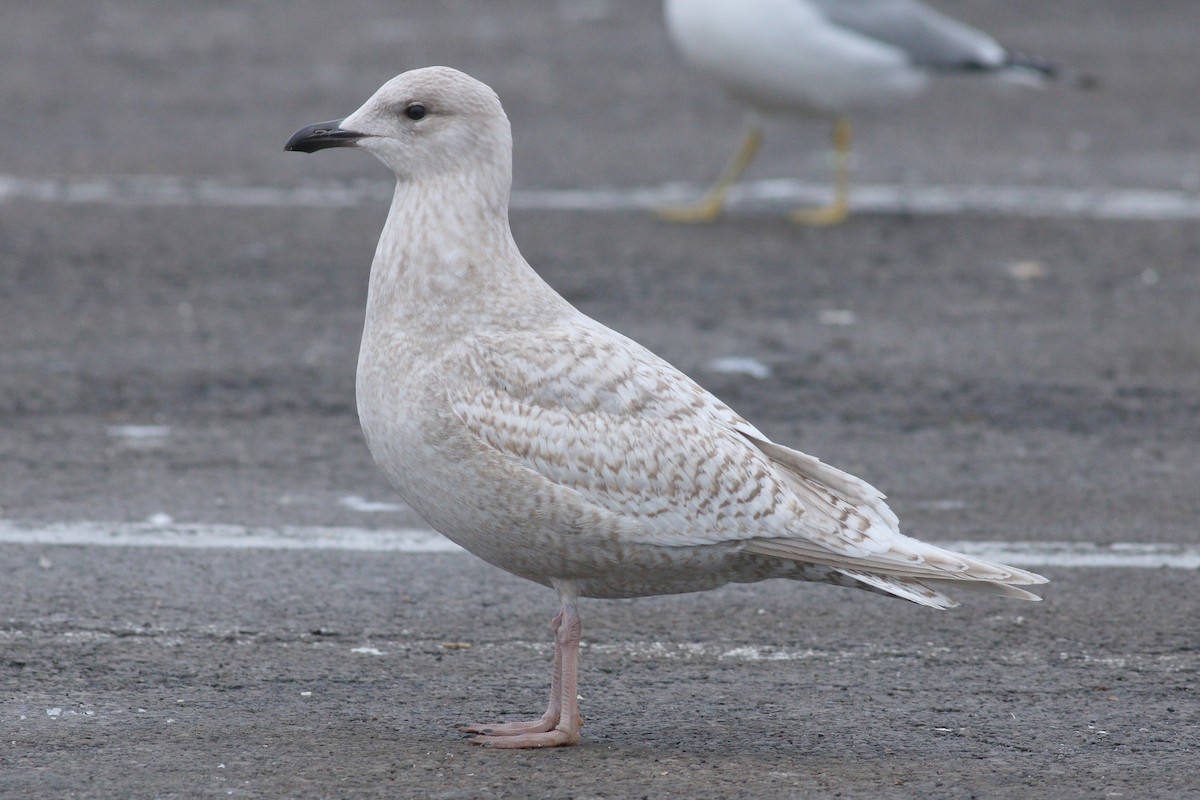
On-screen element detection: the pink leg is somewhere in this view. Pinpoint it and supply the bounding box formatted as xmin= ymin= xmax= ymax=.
xmin=463 ymin=595 xmax=583 ymax=748
xmin=459 ymin=613 xmax=563 ymax=736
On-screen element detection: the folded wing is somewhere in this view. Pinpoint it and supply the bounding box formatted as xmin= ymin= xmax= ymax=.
xmin=451 ymin=321 xmax=1046 ymax=607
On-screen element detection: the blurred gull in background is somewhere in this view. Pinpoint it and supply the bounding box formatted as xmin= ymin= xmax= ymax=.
xmin=661 ymin=0 xmax=1057 ymax=224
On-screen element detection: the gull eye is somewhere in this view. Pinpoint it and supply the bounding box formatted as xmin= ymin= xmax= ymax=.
xmin=405 ymin=103 xmax=427 ymax=121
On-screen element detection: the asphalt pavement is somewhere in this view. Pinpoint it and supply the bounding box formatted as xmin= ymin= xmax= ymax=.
xmin=2 ymin=2 xmax=1198 ymax=798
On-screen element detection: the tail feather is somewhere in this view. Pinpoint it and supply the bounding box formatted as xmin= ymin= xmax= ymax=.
xmin=747 ymin=536 xmax=1045 ymax=589
xmin=926 ymin=578 xmax=1044 ymax=603
xmin=739 ymin=430 xmax=1048 ymax=606
xmin=835 ymin=569 xmax=960 ymax=610
xmin=984 ymin=48 xmax=1098 ymax=91
xmin=1000 ymin=49 xmax=1058 ymax=80
xmin=831 ymin=569 xmax=1044 ymax=609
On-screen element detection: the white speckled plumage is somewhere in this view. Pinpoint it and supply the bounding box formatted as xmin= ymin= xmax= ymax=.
xmin=288 ymin=66 xmax=1046 ymax=747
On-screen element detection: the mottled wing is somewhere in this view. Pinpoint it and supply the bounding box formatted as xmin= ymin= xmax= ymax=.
xmin=449 ymin=321 xmax=1045 ymax=596
xmin=449 ymin=321 xmax=799 ymax=548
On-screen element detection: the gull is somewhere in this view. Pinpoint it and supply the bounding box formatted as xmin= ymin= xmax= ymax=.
xmin=285 ymin=66 xmax=1047 ymax=748
xmin=661 ymin=0 xmax=1057 ymax=225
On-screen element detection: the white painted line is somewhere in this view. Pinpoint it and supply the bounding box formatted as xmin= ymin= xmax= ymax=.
xmin=1 ymin=520 xmax=1198 ymax=568
xmin=0 ymin=175 xmax=391 ymax=209
xmin=105 ymin=424 xmax=171 ymax=440
xmin=338 ymin=495 xmax=410 ymax=513
xmin=478 ymin=640 xmax=1192 ymax=669
xmin=3 ymin=174 xmax=1200 ymax=220
xmin=0 ymin=520 xmax=463 ymax=553
xmin=1 ymin=626 xmax=1187 ymax=670
xmin=943 ymin=540 xmax=1200 ymax=570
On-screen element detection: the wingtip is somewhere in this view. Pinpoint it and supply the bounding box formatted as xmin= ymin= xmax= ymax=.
xmin=1009 ymin=567 xmax=1050 ymax=586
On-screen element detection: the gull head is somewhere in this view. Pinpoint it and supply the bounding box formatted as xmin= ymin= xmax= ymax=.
xmin=285 ymin=66 xmax=511 ymax=184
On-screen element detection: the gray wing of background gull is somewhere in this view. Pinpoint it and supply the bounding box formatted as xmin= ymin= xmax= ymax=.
xmin=807 ymin=0 xmax=1055 ymax=76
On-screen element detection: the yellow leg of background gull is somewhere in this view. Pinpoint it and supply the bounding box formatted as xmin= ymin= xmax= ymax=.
xmin=790 ymin=116 xmax=852 ymax=226
xmin=657 ymin=121 xmax=763 ymax=223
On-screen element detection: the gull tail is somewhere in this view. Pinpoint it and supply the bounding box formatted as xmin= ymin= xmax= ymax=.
xmin=739 ymin=430 xmax=1048 ymax=609
xmin=996 ymin=49 xmax=1100 ymax=91
xmin=1000 ymin=49 xmax=1058 ymax=81
xmin=833 ymin=565 xmax=1046 ymax=610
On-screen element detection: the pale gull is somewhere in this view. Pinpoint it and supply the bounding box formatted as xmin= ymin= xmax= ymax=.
xmin=285 ymin=66 xmax=1047 ymax=749
xmin=661 ymin=0 xmax=1057 ymax=225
